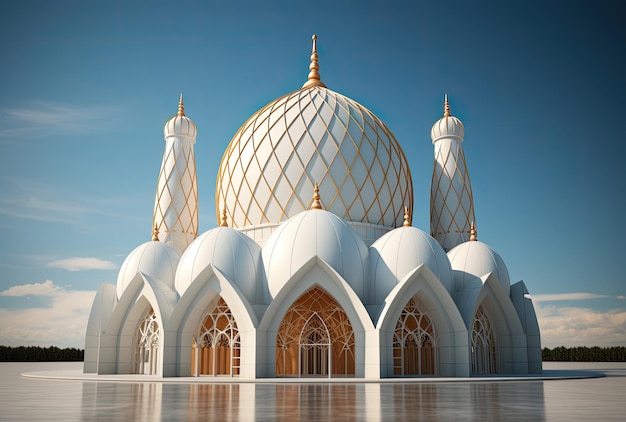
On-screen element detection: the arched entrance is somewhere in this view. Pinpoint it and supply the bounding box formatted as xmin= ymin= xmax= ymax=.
xmin=276 ymin=287 xmax=355 ymax=377
xmin=392 ymin=298 xmax=438 ymax=376
xmin=134 ymin=308 xmax=160 ymax=375
xmin=191 ymin=297 xmax=241 ymax=376
xmin=471 ymin=304 xmax=497 ymax=374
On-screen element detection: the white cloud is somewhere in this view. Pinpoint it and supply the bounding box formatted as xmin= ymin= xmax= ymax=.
xmin=0 ymin=101 xmax=118 ymax=138
xmin=533 ymin=293 xmax=625 ymax=302
xmin=0 ymin=179 xmax=134 ymax=228
xmin=0 ymin=280 xmax=96 ymax=348
xmin=536 ymin=303 xmax=626 ymax=348
xmin=0 ymin=280 xmax=62 ymax=297
xmin=47 ymin=257 xmax=118 ymax=272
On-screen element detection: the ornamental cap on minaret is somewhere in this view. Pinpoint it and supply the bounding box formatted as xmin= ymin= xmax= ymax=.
xmin=177 ymin=93 xmax=185 ymax=116
xmin=311 ymin=183 xmax=323 ymax=209
xmin=430 ymin=94 xmax=464 ymax=143
xmin=403 ymin=206 xmax=411 ymax=227
xmin=164 ymin=93 xmax=197 ymax=140
xmin=152 ymin=224 xmax=160 ymax=241
xmin=220 ymin=208 xmax=228 ymax=227
xmin=469 ymin=221 xmax=477 ymax=241
xmin=302 ymin=35 xmax=327 ymax=89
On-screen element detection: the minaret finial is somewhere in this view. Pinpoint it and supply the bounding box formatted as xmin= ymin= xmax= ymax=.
xmin=220 ymin=208 xmax=228 ymax=227
xmin=470 ymin=221 xmax=477 ymax=241
xmin=177 ymin=93 xmax=185 ymax=117
xmin=302 ymin=34 xmax=327 ymax=89
xmin=403 ymin=206 xmax=411 ymax=227
xmin=444 ymin=94 xmax=450 ymax=117
xmin=152 ymin=224 xmax=160 ymax=241
xmin=311 ymin=182 xmax=323 ymax=209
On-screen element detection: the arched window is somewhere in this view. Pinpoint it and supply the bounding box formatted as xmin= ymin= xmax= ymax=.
xmin=299 ymin=313 xmax=331 ymax=375
xmin=393 ymin=298 xmax=438 ymax=376
xmin=135 ymin=308 xmax=160 ymax=375
xmin=192 ymin=298 xmax=240 ymax=376
xmin=471 ymin=304 xmax=497 ymax=374
xmin=276 ymin=287 xmax=355 ymax=377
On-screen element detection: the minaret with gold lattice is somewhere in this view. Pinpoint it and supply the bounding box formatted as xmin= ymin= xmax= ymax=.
xmin=152 ymin=95 xmax=198 ymax=254
xmin=430 ymin=95 xmax=476 ymax=251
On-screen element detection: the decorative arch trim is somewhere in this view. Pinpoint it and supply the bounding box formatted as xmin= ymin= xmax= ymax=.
xmin=259 ymin=256 xmax=375 ymax=378
xmin=376 ymin=264 xmax=469 ymax=377
xmin=165 ymin=263 xmax=257 ymax=377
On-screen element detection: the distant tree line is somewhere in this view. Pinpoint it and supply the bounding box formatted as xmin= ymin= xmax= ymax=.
xmin=542 ymin=346 xmax=626 ymax=362
xmin=2 ymin=345 xmax=624 ymax=362
xmin=0 ymin=346 xmax=84 ymax=361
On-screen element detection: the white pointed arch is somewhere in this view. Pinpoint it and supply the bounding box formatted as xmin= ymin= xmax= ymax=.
xmin=510 ymin=280 xmax=542 ymax=374
xmin=165 ymin=263 xmax=258 ymax=377
xmin=259 ymin=256 xmax=376 ymax=378
xmin=84 ymin=281 xmax=116 ymax=373
xmin=469 ymin=273 xmax=528 ymax=374
xmin=376 ymin=264 xmax=469 ymax=377
xmin=97 ymin=272 xmax=172 ymax=375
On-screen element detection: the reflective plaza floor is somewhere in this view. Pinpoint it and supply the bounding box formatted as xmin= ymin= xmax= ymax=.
xmin=2 ymin=362 xmax=625 ymax=421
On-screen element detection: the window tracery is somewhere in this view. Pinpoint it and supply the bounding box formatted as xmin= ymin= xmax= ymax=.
xmin=471 ymin=304 xmax=497 ymax=374
xmin=192 ymin=298 xmax=240 ymax=376
xmin=276 ymin=287 xmax=355 ymax=377
xmin=392 ymin=298 xmax=438 ymax=375
xmin=135 ymin=308 xmax=160 ymax=375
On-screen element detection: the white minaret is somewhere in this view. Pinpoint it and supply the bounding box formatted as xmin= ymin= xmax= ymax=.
xmin=430 ymin=95 xmax=476 ymax=252
xmin=152 ymin=95 xmax=198 ymax=254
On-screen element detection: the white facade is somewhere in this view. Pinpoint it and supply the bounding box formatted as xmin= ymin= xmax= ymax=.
xmin=84 ymin=36 xmax=542 ymax=378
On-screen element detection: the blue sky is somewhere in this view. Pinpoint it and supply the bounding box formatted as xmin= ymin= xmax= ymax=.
xmin=1 ymin=1 xmax=624 ymax=348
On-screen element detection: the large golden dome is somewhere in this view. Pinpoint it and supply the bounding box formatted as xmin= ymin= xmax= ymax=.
xmin=216 ymin=36 xmax=413 ymax=244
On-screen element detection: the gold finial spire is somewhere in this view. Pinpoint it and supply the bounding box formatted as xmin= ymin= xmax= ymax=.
xmin=403 ymin=206 xmax=411 ymax=227
xmin=302 ymin=34 xmax=327 ymax=89
xmin=311 ymin=182 xmax=323 ymax=209
xmin=443 ymin=94 xmax=450 ymax=117
xmin=469 ymin=221 xmax=477 ymax=241
xmin=177 ymin=93 xmax=185 ymax=116
xmin=220 ymin=208 xmax=228 ymax=227
xmin=152 ymin=224 xmax=160 ymax=241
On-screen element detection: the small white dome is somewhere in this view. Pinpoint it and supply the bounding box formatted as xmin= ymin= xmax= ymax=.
xmin=447 ymin=240 xmax=510 ymax=295
xmin=163 ymin=96 xmax=197 ymax=141
xmin=370 ymin=226 xmax=453 ymax=303
xmin=262 ymin=209 xmax=368 ymax=299
xmin=116 ymin=241 xmax=181 ymax=299
xmin=430 ymin=97 xmax=464 ymax=142
xmin=175 ymin=227 xmax=265 ymax=304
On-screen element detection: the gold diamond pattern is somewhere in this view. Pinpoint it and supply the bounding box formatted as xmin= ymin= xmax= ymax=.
xmin=153 ymin=136 xmax=198 ymax=254
xmin=216 ymin=86 xmax=413 ymax=230
xmin=430 ymin=139 xmax=475 ymax=252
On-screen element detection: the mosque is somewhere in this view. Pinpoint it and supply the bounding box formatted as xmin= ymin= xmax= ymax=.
xmin=84 ymin=36 xmax=541 ymax=378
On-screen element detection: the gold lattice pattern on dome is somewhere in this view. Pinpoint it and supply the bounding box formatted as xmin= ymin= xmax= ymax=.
xmin=153 ymin=135 xmax=198 ymax=248
xmin=216 ymin=86 xmax=413 ymax=229
xmin=430 ymin=140 xmax=475 ymax=251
